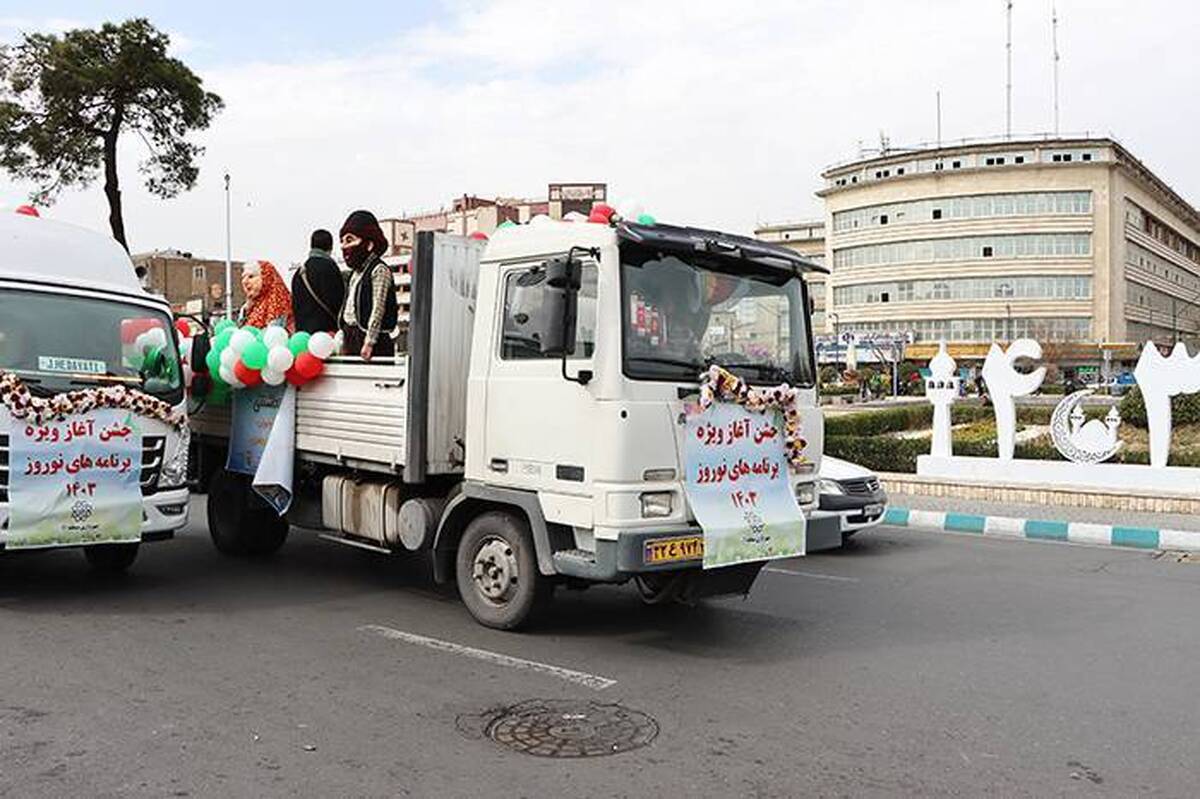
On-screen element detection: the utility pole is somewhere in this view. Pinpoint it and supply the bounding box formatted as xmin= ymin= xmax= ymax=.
xmin=1005 ymin=0 xmax=1014 ymax=138
xmin=224 ymin=173 xmax=232 ymax=321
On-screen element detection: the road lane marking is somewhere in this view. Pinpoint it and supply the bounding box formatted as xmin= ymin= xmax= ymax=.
xmin=762 ymin=567 xmax=860 ymax=583
xmin=358 ymin=624 xmax=617 ymax=690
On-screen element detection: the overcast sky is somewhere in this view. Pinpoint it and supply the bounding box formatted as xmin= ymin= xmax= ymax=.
xmin=1 ymin=0 xmax=1197 ymax=266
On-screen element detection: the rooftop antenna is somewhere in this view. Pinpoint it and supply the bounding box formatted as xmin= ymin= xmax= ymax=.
xmin=1052 ymin=1 xmax=1061 ymax=134
xmin=1005 ymin=0 xmax=1013 ymax=138
xmin=936 ymin=90 xmax=943 ymax=148
xmin=879 ymin=130 xmax=890 ymax=154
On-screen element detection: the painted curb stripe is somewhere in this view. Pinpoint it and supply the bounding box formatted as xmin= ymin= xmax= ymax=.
xmin=944 ymin=512 xmax=986 ymax=533
xmin=883 ymin=507 xmax=1200 ymax=552
xmin=1024 ymin=520 xmax=1070 ymax=541
xmin=1110 ymin=526 xmax=1160 ymax=549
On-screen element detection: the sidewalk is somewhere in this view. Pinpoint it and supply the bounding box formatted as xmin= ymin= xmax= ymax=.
xmin=885 ymin=491 xmax=1200 ymax=552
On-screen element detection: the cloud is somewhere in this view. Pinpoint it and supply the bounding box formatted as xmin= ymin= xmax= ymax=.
xmin=5 ymin=0 xmax=1199 ymax=266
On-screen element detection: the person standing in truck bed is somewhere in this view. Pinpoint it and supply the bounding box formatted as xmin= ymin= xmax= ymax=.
xmin=339 ymin=210 xmax=398 ymax=362
xmin=292 ymin=229 xmax=346 ymax=334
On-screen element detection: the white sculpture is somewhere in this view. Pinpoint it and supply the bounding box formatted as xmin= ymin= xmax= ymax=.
xmin=1133 ymin=342 xmax=1200 ymax=468
xmin=1050 ymin=390 xmax=1122 ymax=464
xmin=981 ymin=339 xmax=1046 ymax=460
xmin=925 ymin=341 xmax=959 ymax=458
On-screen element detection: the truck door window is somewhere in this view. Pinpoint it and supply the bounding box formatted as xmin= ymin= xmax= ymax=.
xmin=501 ymin=264 xmax=597 ymax=360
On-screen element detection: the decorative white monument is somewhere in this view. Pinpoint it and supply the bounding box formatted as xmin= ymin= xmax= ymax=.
xmin=917 ymin=339 xmax=1200 ymax=493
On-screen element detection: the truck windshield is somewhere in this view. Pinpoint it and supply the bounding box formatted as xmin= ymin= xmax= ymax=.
xmin=0 ymin=288 xmax=183 ymax=405
xmin=621 ymin=242 xmax=815 ymax=386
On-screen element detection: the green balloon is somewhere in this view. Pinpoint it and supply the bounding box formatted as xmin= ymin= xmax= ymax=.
xmin=213 ymin=328 xmax=234 ymax=352
xmin=636 ymin=213 xmax=657 ymax=225
xmin=497 ymin=220 xmax=517 ymax=229
xmin=143 ymin=347 xmax=164 ymax=373
xmin=288 ymin=331 xmax=311 ymax=356
xmin=242 ymin=325 xmax=262 ymax=340
xmin=214 ymin=319 xmax=235 ymax=335
xmin=208 ymin=385 xmax=230 ymax=405
xmin=205 ymin=349 xmax=222 ymax=375
xmin=241 ymin=340 xmax=269 ymax=370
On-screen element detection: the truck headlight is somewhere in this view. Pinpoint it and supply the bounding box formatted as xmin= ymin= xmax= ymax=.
xmin=640 ymin=491 xmax=674 ymax=518
xmin=794 ymin=482 xmax=817 ymax=506
xmin=818 ymin=478 xmax=844 ymax=496
xmin=159 ymin=427 xmax=190 ymax=489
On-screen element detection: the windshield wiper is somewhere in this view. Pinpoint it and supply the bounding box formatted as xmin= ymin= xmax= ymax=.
xmin=708 ymin=359 xmax=793 ymax=383
xmin=69 ymin=372 xmax=144 ymax=387
xmin=626 ymin=355 xmax=707 ymax=374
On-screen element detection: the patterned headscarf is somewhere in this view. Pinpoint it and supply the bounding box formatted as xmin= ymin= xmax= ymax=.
xmin=241 ymin=260 xmax=295 ymax=331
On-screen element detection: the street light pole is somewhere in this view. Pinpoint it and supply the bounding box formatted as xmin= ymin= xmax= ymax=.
xmin=830 ymin=312 xmax=841 ymax=371
xmin=224 ymin=173 xmax=233 ymax=321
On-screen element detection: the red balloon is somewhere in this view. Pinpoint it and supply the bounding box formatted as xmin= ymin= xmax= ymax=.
xmin=294 ymin=352 xmax=324 ymax=380
xmin=591 ymin=202 xmax=615 ymax=219
xmin=469 ymin=231 xmax=489 ymax=241
xmin=14 ymin=205 xmax=38 ymax=217
xmin=587 ymin=210 xmax=609 ymax=224
xmin=234 ymin=360 xmax=262 ymax=387
xmin=120 ymin=317 xmax=160 ymax=345
xmin=175 ymin=319 xmax=191 ymax=337
xmin=284 ymin=366 xmax=306 ymax=386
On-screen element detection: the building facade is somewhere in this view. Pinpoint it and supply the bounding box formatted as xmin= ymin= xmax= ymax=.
xmin=818 ymin=136 xmax=1200 ymax=364
xmin=132 ymin=250 xmax=246 ymax=318
xmin=754 ymin=219 xmax=827 ymax=332
xmin=380 ymin=183 xmax=607 ymax=256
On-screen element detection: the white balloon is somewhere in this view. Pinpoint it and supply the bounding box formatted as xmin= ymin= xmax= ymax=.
xmin=229 ymin=329 xmax=255 ymax=354
xmin=262 ymin=325 xmax=289 ymax=349
xmin=261 ymin=368 xmax=286 ymax=386
xmin=267 ymin=345 xmax=294 ymax=373
xmin=145 ymin=326 xmax=168 ymax=350
xmin=219 ymin=347 xmax=239 ymax=369
xmin=134 ymin=331 xmax=153 ymax=354
xmin=308 ymin=331 xmax=336 ymax=360
xmin=219 ymin=363 xmax=241 ymax=387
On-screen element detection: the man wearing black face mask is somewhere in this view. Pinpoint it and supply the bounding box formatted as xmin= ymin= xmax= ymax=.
xmin=339 ymin=209 xmax=398 ymax=361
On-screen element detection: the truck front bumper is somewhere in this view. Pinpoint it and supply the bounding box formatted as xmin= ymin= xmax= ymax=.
xmin=552 ymin=511 xmax=842 ymax=582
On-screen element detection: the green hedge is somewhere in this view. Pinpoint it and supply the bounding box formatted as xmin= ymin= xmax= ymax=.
xmin=825 ymin=435 xmax=928 ymax=473
xmin=821 ymin=384 xmax=859 ymax=397
xmin=1118 ymin=386 xmax=1200 ymax=429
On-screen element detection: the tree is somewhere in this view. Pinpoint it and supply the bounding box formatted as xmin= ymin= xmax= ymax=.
xmin=0 ymin=19 xmax=222 ymax=248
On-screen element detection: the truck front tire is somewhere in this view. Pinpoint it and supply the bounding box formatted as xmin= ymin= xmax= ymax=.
xmin=207 ymin=468 xmax=289 ymax=557
xmin=455 ymin=511 xmax=552 ymax=630
xmin=84 ymin=543 xmax=139 ymax=574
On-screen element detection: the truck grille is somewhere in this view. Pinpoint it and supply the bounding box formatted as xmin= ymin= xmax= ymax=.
xmin=0 ymin=434 xmax=165 ymax=502
xmin=840 ymin=476 xmax=881 ymax=495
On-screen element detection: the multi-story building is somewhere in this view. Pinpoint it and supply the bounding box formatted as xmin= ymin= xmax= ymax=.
xmin=818 ymin=135 xmax=1200 ymax=366
xmin=380 ymin=183 xmax=607 ymax=256
xmin=132 ymin=249 xmax=245 ymax=318
xmin=754 ymin=219 xmax=827 ymax=331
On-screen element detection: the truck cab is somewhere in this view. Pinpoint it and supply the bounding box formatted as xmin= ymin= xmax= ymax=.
xmin=194 ymin=218 xmax=830 ymax=629
xmin=0 ymin=213 xmax=190 ymax=570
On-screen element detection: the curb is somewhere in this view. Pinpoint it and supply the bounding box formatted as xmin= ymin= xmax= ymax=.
xmin=883 ymin=507 xmax=1200 ymax=552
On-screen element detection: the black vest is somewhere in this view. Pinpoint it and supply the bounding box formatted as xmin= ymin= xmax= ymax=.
xmin=354 ymin=259 xmax=399 ymax=334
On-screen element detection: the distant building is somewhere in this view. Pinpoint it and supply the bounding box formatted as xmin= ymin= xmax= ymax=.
xmin=754 ymin=219 xmax=827 ymax=332
xmin=132 ymin=249 xmax=245 ymax=319
xmin=818 ymin=135 xmax=1200 ymax=368
xmin=380 ymin=182 xmax=607 ymax=256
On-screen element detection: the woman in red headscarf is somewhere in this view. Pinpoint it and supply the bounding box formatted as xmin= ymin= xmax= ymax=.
xmin=238 ymin=260 xmax=295 ymax=331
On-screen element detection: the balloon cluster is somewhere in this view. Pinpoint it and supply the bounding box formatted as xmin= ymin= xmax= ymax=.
xmin=588 ymin=200 xmax=655 ymax=226
xmin=122 ymin=319 xmax=172 ymax=378
xmin=180 ymin=319 xmax=337 ymax=405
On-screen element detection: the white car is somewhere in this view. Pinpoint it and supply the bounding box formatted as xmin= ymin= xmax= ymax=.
xmin=818 ymin=456 xmax=888 ymax=538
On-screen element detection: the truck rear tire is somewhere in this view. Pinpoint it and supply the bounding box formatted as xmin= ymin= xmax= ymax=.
xmin=84 ymin=543 xmax=139 ymax=574
xmin=207 ymin=468 xmax=289 ymax=557
xmin=455 ymin=511 xmax=552 ymax=630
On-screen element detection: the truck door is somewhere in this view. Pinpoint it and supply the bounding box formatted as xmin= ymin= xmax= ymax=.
xmin=483 ymin=259 xmax=598 ymax=528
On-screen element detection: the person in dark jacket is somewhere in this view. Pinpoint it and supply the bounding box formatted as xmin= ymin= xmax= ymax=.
xmin=292 ymin=229 xmax=346 ymax=334
xmin=339 ymin=210 xmax=398 ymax=361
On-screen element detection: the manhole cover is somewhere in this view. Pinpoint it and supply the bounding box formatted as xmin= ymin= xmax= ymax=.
xmin=483 ymin=699 xmax=658 ymax=758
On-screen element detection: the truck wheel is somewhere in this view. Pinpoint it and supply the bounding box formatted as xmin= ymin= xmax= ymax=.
xmin=207 ymin=468 xmax=289 ymax=557
xmin=456 ymin=512 xmax=552 ymax=630
xmin=84 ymin=543 xmax=139 ymax=574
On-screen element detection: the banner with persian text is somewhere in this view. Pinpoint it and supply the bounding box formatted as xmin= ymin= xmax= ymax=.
xmin=684 ymin=401 xmax=806 ymax=569
xmin=6 ymin=409 xmax=142 ymax=549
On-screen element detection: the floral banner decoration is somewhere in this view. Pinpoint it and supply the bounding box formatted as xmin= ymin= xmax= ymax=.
xmin=698 ymin=365 xmax=808 ymax=472
xmin=0 ymin=371 xmax=186 ymax=431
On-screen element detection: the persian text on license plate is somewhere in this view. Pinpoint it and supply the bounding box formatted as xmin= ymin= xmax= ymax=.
xmin=644 ymin=535 xmax=704 ymax=564
xmin=863 ymin=503 xmax=884 ymax=516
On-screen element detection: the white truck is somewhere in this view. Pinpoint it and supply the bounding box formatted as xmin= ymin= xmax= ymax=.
xmin=191 ymin=219 xmax=834 ymax=628
xmin=0 ymin=212 xmax=191 ymax=570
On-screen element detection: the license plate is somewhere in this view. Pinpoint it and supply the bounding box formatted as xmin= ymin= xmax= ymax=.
xmin=862 ymin=503 xmax=884 ymax=516
xmin=644 ymin=535 xmax=704 ymax=564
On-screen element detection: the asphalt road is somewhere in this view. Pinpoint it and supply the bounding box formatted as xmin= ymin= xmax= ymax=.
xmin=2 ymin=506 xmax=1199 ymax=798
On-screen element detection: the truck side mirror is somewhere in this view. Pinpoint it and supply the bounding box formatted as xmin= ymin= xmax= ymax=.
xmin=538 ymin=254 xmax=581 ymax=357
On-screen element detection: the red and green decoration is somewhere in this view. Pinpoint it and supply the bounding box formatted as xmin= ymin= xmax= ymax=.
xmin=698 ymin=365 xmax=808 ymax=472
xmin=180 ymin=319 xmax=337 ymax=405
xmin=0 ymin=371 xmax=186 ymax=430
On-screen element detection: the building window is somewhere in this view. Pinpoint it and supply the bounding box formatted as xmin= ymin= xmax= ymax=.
xmin=1062 ymin=153 xmax=1072 ymax=162
xmin=935 ymin=162 xmax=944 ymax=171
xmin=982 ymin=246 xmax=994 ymax=258
xmin=880 ymin=292 xmax=890 ymax=303
xmin=1015 ymin=155 xmax=1025 ymax=164
xmin=996 ymin=157 xmax=1005 ymax=165
xmin=952 ymin=160 xmax=962 ymax=169
xmin=897 ymin=167 xmax=905 ymax=175
xmin=986 ymin=157 xmax=995 ymax=166
xmin=879 ymin=214 xmax=889 ymax=225
xmin=931 ymin=208 xmax=942 ymax=220
xmin=1052 ymin=154 xmax=1062 ymax=162
xmin=832 ymin=191 xmax=1091 ymax=232
xmin=192 ymin=266 xmax=205 ymax=281
xmin=1082 ymin=153 xmax=1092 ymax=161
